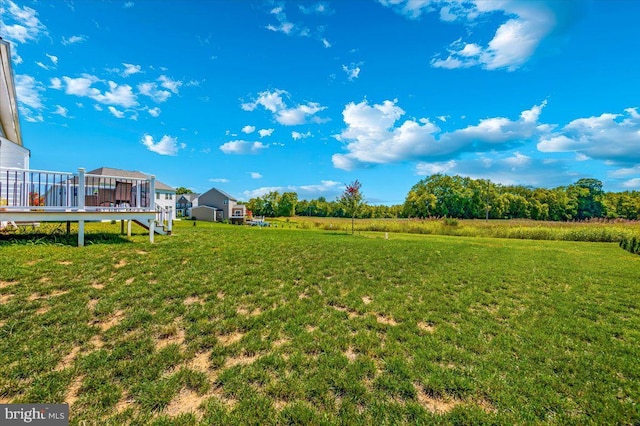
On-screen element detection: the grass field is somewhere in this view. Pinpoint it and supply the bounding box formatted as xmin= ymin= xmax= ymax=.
xmin=1 ymin=221 xmax=639 ymax=425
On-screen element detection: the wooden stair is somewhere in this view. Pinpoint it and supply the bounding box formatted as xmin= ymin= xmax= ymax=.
xmin=133 ymin=220 xmax=171 ymax=235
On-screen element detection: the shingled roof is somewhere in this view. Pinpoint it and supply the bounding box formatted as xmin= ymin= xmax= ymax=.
xmin=87 ymin=167 xmax=175 ymax=191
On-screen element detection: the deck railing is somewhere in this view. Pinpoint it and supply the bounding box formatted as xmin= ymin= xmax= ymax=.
xmin=0 ymin=167 xmax=156 ymax=212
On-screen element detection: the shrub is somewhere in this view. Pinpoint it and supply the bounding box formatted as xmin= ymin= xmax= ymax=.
xmin=620 ymin=236 xmax=640 ymax=255
xmin=442 ymin=217 xmax=459 ymax=227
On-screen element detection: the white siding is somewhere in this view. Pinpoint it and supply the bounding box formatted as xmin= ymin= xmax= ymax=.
xmin=155 ymin=190 xmax=176 ymax=220
xmin=0 ymin=137 xmax=29 ymax=169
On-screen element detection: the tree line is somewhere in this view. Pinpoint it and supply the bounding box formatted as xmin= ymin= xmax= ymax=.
xmin=244 ymin=174 xmax=640 ymax=221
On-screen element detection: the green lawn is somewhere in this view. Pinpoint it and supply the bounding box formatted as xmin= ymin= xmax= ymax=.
xmin=1 ymin=221 xmax=639 ymax=425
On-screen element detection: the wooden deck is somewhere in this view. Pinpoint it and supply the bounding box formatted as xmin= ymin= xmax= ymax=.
xmin=1 ymin=167 xmax=162 ymax=246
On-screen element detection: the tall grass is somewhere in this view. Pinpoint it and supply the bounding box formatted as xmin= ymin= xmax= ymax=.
xmin=270 ymin=217 xmax=640 ymax=242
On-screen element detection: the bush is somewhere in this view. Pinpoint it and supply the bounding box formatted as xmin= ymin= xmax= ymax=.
xmin=442 ymin=217 xmax=459 ymax=227
xmin=620 ymin=236 xmax=640 ymax=255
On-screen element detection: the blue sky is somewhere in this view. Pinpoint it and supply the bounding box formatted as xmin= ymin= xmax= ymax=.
xmin=2 ymin=0 xmax=639 ymax=204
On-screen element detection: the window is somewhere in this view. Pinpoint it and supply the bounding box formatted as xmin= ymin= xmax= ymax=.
xmin=156 ymin=193 xmax=160 ymax=200
xmin=224 ymin=199 xmax=228 ymax=205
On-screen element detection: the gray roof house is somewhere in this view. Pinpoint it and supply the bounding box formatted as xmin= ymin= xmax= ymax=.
xmin=176 ymin=193 xmax=199 ymax=217
xmin=191 ymin=187 xmax=246 ymax=223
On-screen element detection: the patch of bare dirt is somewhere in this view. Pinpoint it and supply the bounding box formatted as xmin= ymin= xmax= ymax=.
xmin=344 ymin=347 xmax=357 ymax=361
xmin=236 ymin=306 xmax=262 ymax=317
xmin=58 ymin=261 xmax=73 ymax=266
xmin=28 ymin=290 xmax=68 ymax=301
xmin=156 ymin=327 xmax=186 ymax=349
xmin=376 ymin=314 xmax=398 ymax=326
xmin=418 ymin=322 xmax=435 ymax=333
xmin=114 ymin=259 xmax=127 ymax=269
xmin=272 ymin=337 xmax=290 ymax=348
xmin=125 ymin=277 xmax=135 ymax=285
xmin=414 ymin=384 xmax=461 ymax=414
xmin=224 ymin=353 xmax=259 ymax=368
xmin=362 ymin=296 xmax=372 ymax=305
xmin=115 ymin=393 xmax=134 ymax=413
xmin=217 ymin=292 xmax=225 ymax=300
xmin=56 ymin=346 xmax=81 ymax=371
xmin=88 ymin=299 xmax=99 ymax=310
xmin=89 ymin=335 xmax=104 ymax=349
xmin=25 ymin=259 xmax=39 ymax=266
xmin=210 ymin=386 xmax=238 ymax=408
xmin=273 ymin=399 xmax=288 ymax=410
xmin=298 ymin=293 xmax=309 ymax=299
xmin=94 ymin=310 xmax=125 ymax=332
xmin=65 ymin=375 xmax=84 ymax=407
xmin=218 ymin=331 xmax=244 ymax=346
xmin=188 ymin=351 xmax=211 ymax=374
xmin=306 ymin=325 xmax=317 ymax=333
xmin=184 ymin=296 xmax=203 ymax=306
xmin=91 ymin=282 xmax=104 ymax=290
xmin=165 ymin=388 xmax=206 ymax=419
xmin=332 ymin=305 xmax=360 ymax=319
xmin=0 ymin=294 xmax=13 ymax=304
xmin=0 ymin=280 xmax=17 ymax=289
xmin=39 ymin=277 xmax=50 ymax=284
xmin=136 ymin=250 xmax=148 ymax=255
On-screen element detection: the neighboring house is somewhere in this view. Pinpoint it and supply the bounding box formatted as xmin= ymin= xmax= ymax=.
xmin=0 ymin=37 xmax=29 ymax=172
xmin=176 ymin=193 xmax=199 ymax=217
xmin=87 ymin=167 xmax=177 ymax=220
xmin=191 ymin=187 xmax=246 ymax=223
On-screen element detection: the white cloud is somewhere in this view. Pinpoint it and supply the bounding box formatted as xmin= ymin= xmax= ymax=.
xmin=266 ymin=5 xmax=307 ymax=37
xmin=61 ymin=35 xmax=87 ymax=45
xmin=342 ymin=63 xmax=361 ymax=81
xmin=381 ymin=1 xmax=557 ymax=71
xmin=148 ymin=107 xmax=161 ymax=117
xmin=49 ymin=77 xmax=62 ymax=90
xmin=158 ymin=75 xmax=182 ymax=94
xmin=108 ymin=106 xmax=125 ymax=118
xmin=63 ymin=74 xmax=100 ymax=97
xmin=416 ymin=160 xmax=457 ymax=176
xmin=209 ymin=178 xmax=229 ymax=183
xmin=243 ymin=180 xmax=341 ymax=199
xmin=1 ymin=1 xmax=47 ymax=43
xmin=622 ymin=178 xmax=640 ymax=189
xmin=241 ymin=89 xmax=327 ymax=126
xmin=142 ymin=134 xmax=182 ymax=156
xmin=46 ymin=54 xmax=58 ymax=65
xmin=122 ymin=63 xmax=142 ymax=77
xmin=537 ymin=108 xmax=640 ymax=163
xmin=123 ymin=1 xmax=134 ymax=8
xmin=219 ymin=140 xmax=268 ymax=155
xmin=138 ymin=82 xmax=171 ymax=103
xmin=332 ymin=99 xmax=547 ymax=170
xmin=299 ymin=2 xmax=333 ymax=15
xmin=292 ymin=131 xmax=311 ymax=140
xmin=322 ymin=38 xmax=332 ymax=48
xmin=250 ymin=172 xmax=263 ymax=179
xmin=53 ymin=105 xmax=68 ymax=117
xmin=35 ymin=61 xmax=49 ymax=70
xmin=242 ymin=125 xmax=256 ymax=134
xmin=15 ymin=74 xmax=44 ymax=109
xmin=258 ymin=128 xmax=274 ymax=138
xmin=92 ymin=81 xmax=138 ymax=108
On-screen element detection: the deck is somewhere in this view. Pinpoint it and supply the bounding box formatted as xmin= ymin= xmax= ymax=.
xmin=1 ymin=167 xmax=165 ymax=246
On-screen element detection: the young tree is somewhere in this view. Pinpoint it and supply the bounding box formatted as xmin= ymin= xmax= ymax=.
xmin=338 ymin=180 xmax=365 ymax=235
xmin=175 ymin=187 xmax=194 ymax=195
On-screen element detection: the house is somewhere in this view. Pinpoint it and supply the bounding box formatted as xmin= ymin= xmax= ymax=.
xmin=176 ymin=193 xmax=199 ymax=217
xmin=1 ymin=38 xmax=173 ymax=245
xmin=0 ymin=37 xmax=29 ymax=172
xmin=191 ymin=187 xmax=246 ymax=224
xmin=86 ymin=167 xmax=177 ymax=220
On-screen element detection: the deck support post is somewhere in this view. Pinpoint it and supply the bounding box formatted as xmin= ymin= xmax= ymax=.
xmin=127 ymin=220 xmax=132 ymax=237
xmin=78 ymin=220 xmax=85 ymax=247
xmin=149 ymin=219 xmax=155 ymax=244
xmin=121 ymin=220 xmax=125 ymax=235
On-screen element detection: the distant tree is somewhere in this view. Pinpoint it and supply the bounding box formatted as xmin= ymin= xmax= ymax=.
xmin=29 ymin=192 xmax=45 ymax=206
xmin=338 ymin=180 xmax=365 ymax=235
xmin=175 ymin=187 xmax=194 ymax=195
xmin=278 ymin=192 xmax=298 ymax=217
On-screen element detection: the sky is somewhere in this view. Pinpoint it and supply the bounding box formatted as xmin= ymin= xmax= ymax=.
xmin=2 ymin=0 xmax=640 ymax=204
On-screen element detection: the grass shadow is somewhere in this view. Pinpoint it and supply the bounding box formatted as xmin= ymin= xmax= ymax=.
xmin=0 ymin=232 xmax=133 ymax=247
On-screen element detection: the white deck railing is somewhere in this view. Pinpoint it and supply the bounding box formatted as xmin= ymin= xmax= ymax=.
xmin=0 ymin=167 xmax=156 ymax=212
